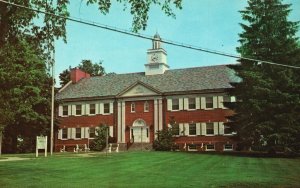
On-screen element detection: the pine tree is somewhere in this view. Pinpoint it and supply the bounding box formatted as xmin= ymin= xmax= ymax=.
xmin=228 ymin=0 xmax=300 ymax=152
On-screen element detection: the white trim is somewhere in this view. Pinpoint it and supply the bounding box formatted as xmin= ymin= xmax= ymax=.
xmin=200 ymin=97 xmax=206 ymax=109
xmin=219 ymin=122 xmax=224 ymax=135
xmin=99 ymin=103 xmax=104 ymax=114
xmin=58 ymin=105 xmax=63 ymax=117
xmin=201 ymin=123 xmax=206 ymax=135
xmin=231 ymin=96 xmax=236 ymax=102
xmin=213 ymin=122 xmax=219 ymax=135
xmin=179 ymin=123 xmax=184 ymax=136
xmin=117 ymin=102 xmax=122 ymax=142
xmin=167 ymin=99 xmax=172 ymax=111
xmin=154 ymin=99 xmax=158 ymax=138
xmin=183 ymin=98 xmax=188 ymax=110
xmin=184 ymin=123 xmax=189 ymax=136
xmin=58 ymin=81 xmax=72 ymax=93
xmin=121 ymin=101 xmax=125 ymax=143
xmin=218 ymin=96 xmax=224 ymax=108
xmin=158 ymin=99 xmax=163 ymax=130
xmin=110 ymin=102 xmax=114 ymax=114
xmin=179 ymin=98 xmax=183 ymax=110
xmin=58 ymin=129 xmax=62 ymax=140
xmin=85 ymin=127 xmax=89 ymax=138
xmin=206 ymin=144 xmax=215 ymax=151
xmin=109 ymin=126 xmax=113 ymax=137
xmin=196 ymin=123 xmax=201 ymax=135
xmin=86 ymin=104 xmax=90 ymax=115
xmin=196 ymin=97 xmax=200 ymax=110
xmin=213 ymin=96 xmax=218 ymax=109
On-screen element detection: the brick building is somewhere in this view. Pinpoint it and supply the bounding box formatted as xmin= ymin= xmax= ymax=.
xmin=55 ymin=33 xmax=239 ymax=152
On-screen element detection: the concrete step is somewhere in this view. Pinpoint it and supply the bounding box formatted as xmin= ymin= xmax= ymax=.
xmin=127 ymin=143 xmax=153 ymax=151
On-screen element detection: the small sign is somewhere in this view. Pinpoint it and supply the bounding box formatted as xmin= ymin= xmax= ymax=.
xmin=36 ymin=136 xmax=47 ymax=157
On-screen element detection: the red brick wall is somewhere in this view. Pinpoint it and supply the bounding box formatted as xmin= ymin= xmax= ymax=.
xmin=124 ymin=100 xmax=155 ymax=142
xmin=58 ymin=114 xmax=114 ymax=128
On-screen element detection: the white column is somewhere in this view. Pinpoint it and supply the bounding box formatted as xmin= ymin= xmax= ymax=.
xmin=121 ymin=101 xmax=126 ymax=143
xmin=117 ymin=102 xmax=122 ymax=143
xmin=158 ymin=99 xmax=163 ymax=130
xmin=154 ymin=99 xmax=158 ymax=139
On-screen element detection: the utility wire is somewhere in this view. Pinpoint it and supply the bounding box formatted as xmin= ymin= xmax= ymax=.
xmin=1 ymin=0 xmax=299 ymax=69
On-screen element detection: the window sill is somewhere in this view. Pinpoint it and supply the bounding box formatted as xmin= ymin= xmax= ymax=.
xmin=205 ymin=149 xmax=215 ymax=151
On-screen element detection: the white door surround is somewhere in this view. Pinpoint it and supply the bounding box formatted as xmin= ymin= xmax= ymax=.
xmin=130 ymin=119 xmax=150 ymax=143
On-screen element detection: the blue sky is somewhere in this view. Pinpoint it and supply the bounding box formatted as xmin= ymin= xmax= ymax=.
xmin=55 ymin=0 xmax=300 ymax=86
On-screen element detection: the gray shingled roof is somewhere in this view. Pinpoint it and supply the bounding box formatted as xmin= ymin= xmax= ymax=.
xmin=56 ymin=65 xmax=239 ymax=100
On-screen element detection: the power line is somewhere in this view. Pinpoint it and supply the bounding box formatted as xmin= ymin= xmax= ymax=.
xmin=1 ymin=0 xmax=299 ymax=69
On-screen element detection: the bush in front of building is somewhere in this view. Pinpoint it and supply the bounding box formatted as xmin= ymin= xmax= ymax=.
xmin=153 ymin=128 xmax=175 ymax=151
xmin=90 ymin=125 xmax=108 ymax=151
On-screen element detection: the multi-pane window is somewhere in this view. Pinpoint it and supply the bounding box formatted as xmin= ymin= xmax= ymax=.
xmin=75 ymin=128 xmax=81 ymax=138
xmin=89 ymin=127 xmax=95 ymax=138
xmin=131 ymin=103 xmax=135 ymax=112
xmin=62 ymin=128 xmax=68 ymax=139
xmin=172 ymin=124 xmax=180 ymax=136
xmin=76 ymin=105 xmax=82 ymax=115
xmin=144 ymin=101 xmax=149 ymax=112
xmin=172 ymin=99 xmax=179 ymax=110
xmin=206 ymin=123 xmax=214 ymax=135
xmin=63 ymin=105 xmax=68 ymax=116
xmin=224 ymin=125 xmax=232 ymax=135
xmin=224 ymin=144 xmax=233 ymax=151
xmin=189 ymin=123 xmax=196 ymax=135
xmin=206 ymin=97 xmax=213 ymax=109
xmin=90 ymin=104 xmax=96 ymax=114
xmin=206 ymin=144 xmax=215 ymax=150
xmin=188 ymin=144 xmax=197 ymax=151
xmin=104 ymin=103 xmax=110 ymax=114
xmin=188 ymin=98 xmax=196 ymax=109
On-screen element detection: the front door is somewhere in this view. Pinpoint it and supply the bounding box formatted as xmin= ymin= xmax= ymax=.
xmin=131 ymin=119 xmax=149 ymax=143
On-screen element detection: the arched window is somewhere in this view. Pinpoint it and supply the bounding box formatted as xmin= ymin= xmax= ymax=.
xmin=131 ymin=102 xmax=135 ymax=112
xmin=144 ymin=101 xmax=149 ymax=112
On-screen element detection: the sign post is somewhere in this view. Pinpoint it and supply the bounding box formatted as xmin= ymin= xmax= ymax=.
xmin=36 ymin=136 xmax=47 ymax=157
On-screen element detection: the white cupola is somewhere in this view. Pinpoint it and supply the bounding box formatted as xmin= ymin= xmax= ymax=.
xmin=145 ymin=33 xmax=169 ymax=75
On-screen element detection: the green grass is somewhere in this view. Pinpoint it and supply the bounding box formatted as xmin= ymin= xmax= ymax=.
xmin=1 ymin=152 xmax=300 ymax=188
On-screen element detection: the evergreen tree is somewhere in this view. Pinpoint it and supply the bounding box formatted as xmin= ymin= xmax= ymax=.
xmin=228 ymin=0 xmax=300 ymax=152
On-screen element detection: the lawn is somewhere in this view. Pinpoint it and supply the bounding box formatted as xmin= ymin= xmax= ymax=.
xmin=0 ymin=152 xmax=300 ymax=188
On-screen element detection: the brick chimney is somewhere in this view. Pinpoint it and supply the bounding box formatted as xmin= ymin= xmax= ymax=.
xmin=70 ymin=68 xmax=90 ymax=83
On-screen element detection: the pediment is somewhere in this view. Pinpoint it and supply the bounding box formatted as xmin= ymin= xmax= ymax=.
xmin=119 ymin=82 xmax=160 ymax=97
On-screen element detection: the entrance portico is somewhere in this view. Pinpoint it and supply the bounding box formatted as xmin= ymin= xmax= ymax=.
xmin=130 ymin=119 xmax=149 ymax=143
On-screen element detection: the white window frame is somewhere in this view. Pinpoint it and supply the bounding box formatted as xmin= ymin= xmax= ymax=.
xmin=144 ymin=101 xmax=149 ymax=112
xmin=206 ymin=144 xmax=215 ymax=151
xmin=62 ymin=128 xmax=68 ymax=140
xmin=89 ymin=104 xmax=96 ymax=115
xmin=89 ymin=127 xmax=96 ymax=138
xmin=75 ymin=105 xmax=82 ymax=116
xmin=224 ymin=144 xmax=233 ymax=151
xmin=62 ymin=105 xmax=68 ymax=116
xmin=188 ymin=98 xmax=196 ymax=110
xmin=75 ymin=128 xmax=82 ymax=139
xmin=103 ymin=103 xmax=110 ymax=114
xmin=206 ymin=123 xmax=214 ymax=136
xmin=205 ymin=97 xmax=213 ymax=109
xmin=188 ymin=144 xmax=197 ymax=151
xmin=131 ymin=102 xmax=135 ymax=112
xmin=189 ymin=123 xmax=196 ymax=136
xmin=172 ymin=98 xmax=179 ymax=111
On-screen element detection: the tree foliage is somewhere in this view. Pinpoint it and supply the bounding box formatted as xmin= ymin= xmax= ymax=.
xmin=87 ymin=0 xmax=182 ymax=32
xmin=90 ymin=125 xmax=108 ymax=151
xmin=59 ymin=60 xmax=106 ymax=86
xmin=153 ymin=117 xmax=177 ymax=151
xmin=227 ymin=0 xmax=300 ymax=152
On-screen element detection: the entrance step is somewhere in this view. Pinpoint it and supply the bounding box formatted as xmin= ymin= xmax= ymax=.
xmin=127 ymin=143 xmax=153 ymax=151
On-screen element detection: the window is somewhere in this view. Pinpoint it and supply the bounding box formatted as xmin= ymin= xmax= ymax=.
xmin=224 ymin=125 xmax=232 ymax=135
xmin=104 ymin=103 xmax=110 ymax=114
xmin=206 ymin=144 xmax=215 ymax=151
xmin=188 ymin=98 xmax=196 ymax=109
xmin=76 ymin=105 xmax=82 ymax=115
xmin=206 ymin=97 xmax=213 ymax=109
xmin=89 ymin=127 xmax=95 ymax=138
xmin=224 ymin=144 xmax=233 ymax=151
xmin=144 ymin=101 xmax=149 ymax=112
xmin=75 ymin=128 xmax=81 ymax=139
xmin=172 ymin=124 xmax=180 ymax=136
xmin=62 ymin=106 xmax=68 ymax=116
xmin=223 ymin=96 xmax=230 ymax=108
xmin=188 ymin=144 xmax=197 ymax=151
xmin=62 ymin=128 xmax=67 ymax=139
xmin=172 ymin=99 xmax=179 ymax=110
xmin=89 ymin=104 xmax=96 ymax=114
xmin=131 ymin=102 xmax=135 ymax=112
xmin=206 ymin=123 xmax=214 ymax=135
xmin=189 ymin=123 xmax=196 ymax=135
